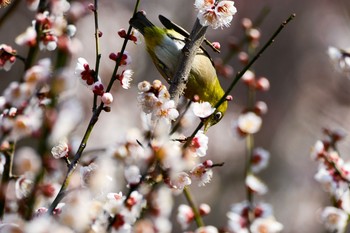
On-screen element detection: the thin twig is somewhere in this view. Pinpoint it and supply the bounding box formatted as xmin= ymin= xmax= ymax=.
xmin=183 ymin=186 xmax=204 ymax=227
xmin=93 ymin=0 xmax=102 ymax=111
xmin=223 ymin=6 xmax=270 ymax=65
xmin=47 ymin=0 xmax=141 ymax=214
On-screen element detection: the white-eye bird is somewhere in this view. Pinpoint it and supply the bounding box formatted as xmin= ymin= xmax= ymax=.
xmin=130 ymin=12 xmax=227 ymax=132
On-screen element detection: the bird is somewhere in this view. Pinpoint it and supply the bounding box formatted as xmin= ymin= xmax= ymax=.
xmin=129 ymin=11 xmax=227 ymax=132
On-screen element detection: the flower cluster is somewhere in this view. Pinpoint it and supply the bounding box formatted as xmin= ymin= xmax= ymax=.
xmin=195 ymin=0 xmax=237 ymax=29
xmin=227 ymin=201 xmax=283 ymax=233
xmin=16 ymin=1 xmax=78 ymax=53
xmin=0 ymin=44 xmax=16 ymax=71
xmin=74 ymin=56 xmax=133 ymax=105
xmin=311 ymin=128 xmax=350 ymax=232
xmin=0 ymin=58 xmax=51 ymax=140
xmin=137 ymin=80 xmax=179 ymax=124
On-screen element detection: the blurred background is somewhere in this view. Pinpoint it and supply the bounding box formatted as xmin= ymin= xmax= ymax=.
xmin=2 ymin=0 xmax=350 ymax=232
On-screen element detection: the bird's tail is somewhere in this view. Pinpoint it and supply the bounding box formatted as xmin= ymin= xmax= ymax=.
xmin=129 ymin=12 xmax=154 ymax=35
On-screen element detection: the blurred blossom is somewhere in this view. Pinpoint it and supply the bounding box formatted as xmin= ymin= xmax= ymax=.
xmin=2 ymin=98 xmax=44 ymax=141
xmin=26 ymin=0 xmax=39 ymax=11
xmin=192 ymin=102 xmax=216 ymax=118
xmin=0 ymin=0 xmax=11 ymax=8
xmin=14 ymin=147 xmax=41 ymax=175
xmin=246 ymin=174 xmax=268 ymax=195
xmin=149 ymin=187 xmax=173 ymax=219
xmin=59 ymin=191 xmax=93 ymax=232
xmin=0 ymin=44 xmax=16 ymax=71
xmin=328 ymin=46 xmax=350 ymax=77
xmin=24 ymin=58 xmax=52 ymax=85
xmin=36 ymin=11 xmax=58 ymax=51
xmin=256 ymin=77 xmax=270 ymax=92
xmin=227 ymin=211 xmax=248 ymax=233
xmin=195 ymin=0 xmax=237 ymax=29
xmin=49 ymin=98 xmax=83 ymax=145
xmin=254 ymin=101 xmax=268 ymax=115
xmin=89 ymin=157 xmax=119 ymax=194
xmin=177 ymin=204 xmax=194 ymax=230
xmin=251 ymin=147 xmax=270 ymax=173
xmin=310 ymin=140 xmax=325 ymax=161
xmin=25 ymin=216 xmax=74 ymax=233
xmin=195 ymin=225 xmax=219 ymax=233
xmin=15 ymin=25 xmax=37 ymax=47
xmin=241 ymin=69 xmax=255 ymax=84
xmin=168 ymin=172 xmax=191 ymax=190
xmin=237 ymin=112 xmax=262 ymax=134
xmin=124 ymin=165 xmax=141 ymax=185
xmin=15 ymin=176 xmax=33 ymax=199
xmin=51 ymin=138 xmax=69 ymax=159
xmin=50 ymin=0 xmax=70 ymax=16
xmin=227 ymin=201 xmax=279 ymax=233
xmin=321 ymin=206 xmax=348 ymax=233
xmin=105 ymin=192 xmax=125 ymax=215
xmin=250 ymin=217 xmax=283 ymax=233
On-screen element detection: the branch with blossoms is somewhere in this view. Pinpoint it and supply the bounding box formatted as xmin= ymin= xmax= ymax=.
xmin=311 ymin=129 xmax=350 ymax=233
xmin=0 ymin=0 xmax=297 ymax=232
xmin=306 ymin=44 xmax=350 ymax=233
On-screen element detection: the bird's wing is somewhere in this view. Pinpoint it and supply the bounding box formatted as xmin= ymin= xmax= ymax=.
xmin=159 ymin=14 xmax=220 ymax=54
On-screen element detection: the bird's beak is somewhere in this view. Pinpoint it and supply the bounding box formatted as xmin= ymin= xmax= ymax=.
xmin=203 ymin=119 xmax=212 ymax=134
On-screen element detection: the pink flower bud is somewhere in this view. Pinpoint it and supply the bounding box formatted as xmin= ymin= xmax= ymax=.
xmin=118 ymin=29 xmax=127 ymax=38
xmin=102 ymin=92 xmax=113 ymax=105
xmin=242 ymin=18 xmax=253 ymax=29
xmin=199 ymin=203 xmax=211 ymax=216
xmin=238 ymin=51 xmax=249 ymax=65
xmin=87 ymin=3 xmax=95 ymax=11
xmin=254 ymin=101 xmax=268 ymax=115
xmin=211 ymin=41 xmax=221 ymax=50
xmin=256 ymin=77 xmax=270 ymax=91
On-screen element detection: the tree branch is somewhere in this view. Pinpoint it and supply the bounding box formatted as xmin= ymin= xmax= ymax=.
xmin=169 ymin=19 xmax=208 ymax=104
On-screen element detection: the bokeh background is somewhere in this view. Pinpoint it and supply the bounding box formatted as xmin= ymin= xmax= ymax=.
xmin=2 ymin=0 xmax=350 ymax=232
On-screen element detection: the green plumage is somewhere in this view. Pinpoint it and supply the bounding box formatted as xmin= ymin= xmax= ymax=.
xmin=130 ymin=12 xmax=227 ymax=131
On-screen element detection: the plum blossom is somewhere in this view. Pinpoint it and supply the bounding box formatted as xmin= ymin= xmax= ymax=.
xmin=177 ymin=204 xmax=194 ymax=230
xmin=190 ymin=130 xmax=209 ymax=157
xmin=251 ymin=147 xmax=270 ymax=173
xmin=0 ymin=44 xmax=16 ymax=71
xmin=119 ymin=69 xmax=133 ymax=89
xmin=321 ymin=207 xmax=348 ymax=233
xmin=246 ymin=174 xmax=268 ymax=195
xmin=237 ymin=111 xmax=262 ymax=134
xmin=192 ymin=101 xmax=215 ymax=118
xmin=195 ymin=0 xmax=237 ymax=29
xmin=51 ymin=139 xmax=69 ymax=159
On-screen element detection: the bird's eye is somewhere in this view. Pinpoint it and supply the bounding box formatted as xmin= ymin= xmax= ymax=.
xmin=214 ymin=112 xmax=222 ymax=121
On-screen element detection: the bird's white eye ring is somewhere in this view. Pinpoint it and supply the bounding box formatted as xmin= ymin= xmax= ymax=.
xmin=214 ymin=112 xmax=222 ymax=121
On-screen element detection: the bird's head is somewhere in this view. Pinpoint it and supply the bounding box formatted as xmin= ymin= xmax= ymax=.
xmin=203 ymin=100 xmax=227 ymax=133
